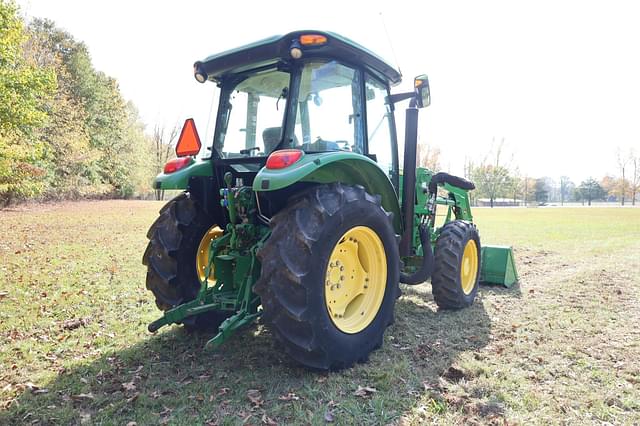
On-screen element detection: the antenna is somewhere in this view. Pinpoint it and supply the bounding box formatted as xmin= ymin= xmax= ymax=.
xmin=379 ymin=12 xmax=402 ymax=77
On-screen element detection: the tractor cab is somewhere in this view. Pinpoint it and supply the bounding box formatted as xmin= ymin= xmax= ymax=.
xmin=191 ymin=31 xmax=409 ymax=188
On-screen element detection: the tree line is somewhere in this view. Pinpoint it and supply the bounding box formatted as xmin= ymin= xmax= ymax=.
xmin=2 ymin=1 xmax=638 ymax=207
xmin=462 ymin=142 xmax=639 ymax=207
xmin=418 ymin=140 xmax=639 ymax=207
xmin=0 ymin=1 xmax=173 ymax=205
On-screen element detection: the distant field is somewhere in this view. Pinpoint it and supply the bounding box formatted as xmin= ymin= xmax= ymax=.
xmin=1 ymin=201 xmax=639 ymax=425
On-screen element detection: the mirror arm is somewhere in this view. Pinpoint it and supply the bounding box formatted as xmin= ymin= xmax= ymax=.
xmin=387 ymin=91 xmax=416 ymax=105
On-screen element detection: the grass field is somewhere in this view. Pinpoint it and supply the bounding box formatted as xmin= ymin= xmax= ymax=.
xmin=1 ymin=201 xmax=639 ymax=425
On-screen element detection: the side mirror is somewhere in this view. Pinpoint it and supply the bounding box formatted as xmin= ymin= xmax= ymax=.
xmin=414 ymin=75 xmax=431 ymax=108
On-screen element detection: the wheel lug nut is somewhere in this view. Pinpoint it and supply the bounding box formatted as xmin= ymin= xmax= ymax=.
xmin=340 ymin=266 xmax=344 ymax=271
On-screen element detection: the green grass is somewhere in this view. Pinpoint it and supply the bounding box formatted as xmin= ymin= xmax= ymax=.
xmin=1 ymin=203 xmax=639 ymax=425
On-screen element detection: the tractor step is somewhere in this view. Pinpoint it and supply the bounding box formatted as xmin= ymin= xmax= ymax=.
xmin=480 ymin=245 xmax=518 ymax=287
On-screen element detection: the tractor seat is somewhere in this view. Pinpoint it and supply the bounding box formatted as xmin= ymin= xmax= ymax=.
xmin=262 ymin=127 xmax=282 ymax=154
xmin=428 ymin=172 xmax=475 ymax=194
xmin=262 ymin=127 xmax=300 ymax=154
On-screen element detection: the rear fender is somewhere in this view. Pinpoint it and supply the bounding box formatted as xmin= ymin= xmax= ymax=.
xmin=253 ymin=152 xmax=402 ymax=233
xmin=153 ymin=158 xmax=213 ymax=190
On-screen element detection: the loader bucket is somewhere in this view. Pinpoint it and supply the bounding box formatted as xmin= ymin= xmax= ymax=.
xmin=480 ymin=245 xmax=518 ymax=288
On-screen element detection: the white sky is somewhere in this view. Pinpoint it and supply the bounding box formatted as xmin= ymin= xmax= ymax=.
xmin=17 ymin=0 xmax=640 ymax=183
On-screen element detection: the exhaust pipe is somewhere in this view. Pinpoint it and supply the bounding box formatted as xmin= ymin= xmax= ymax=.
xmin=399 ymin=101 xmax=419 ymax=257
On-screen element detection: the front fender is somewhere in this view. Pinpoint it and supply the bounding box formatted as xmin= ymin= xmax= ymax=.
xmin=253 ymin=152 xmax=402 ymax=233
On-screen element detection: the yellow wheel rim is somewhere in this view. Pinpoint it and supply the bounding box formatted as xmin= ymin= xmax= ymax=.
xmin=324 ymin=226 xmax=387 ymax=334
xmin=196 ymin=225 xmax=223 ymax=283
xmin=460 ymin=239 xmax=479 ymax=295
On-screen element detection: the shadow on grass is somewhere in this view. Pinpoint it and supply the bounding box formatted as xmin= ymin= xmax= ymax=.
xmin=480 ymin=280 xmax=523 ymax=299
xmin=2 ymin=288 xmax=493 ymax=425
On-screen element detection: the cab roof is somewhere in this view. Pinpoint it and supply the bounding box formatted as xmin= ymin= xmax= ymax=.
xmin=194 ymin=30 xmax=402 ymax=86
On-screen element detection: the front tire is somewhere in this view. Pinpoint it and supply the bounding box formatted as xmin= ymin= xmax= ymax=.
xmin=142 ymin=192 xmax=229 ymax=331
xmin=255 ymin=184 xmax=400 ymax=370
xmin=431 ymin=220 xmax=481 ymax=309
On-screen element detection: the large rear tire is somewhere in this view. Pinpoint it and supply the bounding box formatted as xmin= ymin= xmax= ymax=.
xmin=431 ymin=220 xmax=481 ymax=309
xmin=142 ymin=192 xmax=229 ymax=331
xmin=255 ymin=184 xmax=400 ymax=370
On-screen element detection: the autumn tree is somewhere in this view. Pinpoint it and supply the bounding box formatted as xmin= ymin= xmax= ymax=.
xmin=24 ymin=17 xmax=154 ymax=199
xmin=577 ymin=178 xmax=606 ymax=206
xmin=534 ymin=178 xmax=549 ymax=204
xmin=0 ymin=1 xmax=56 ymax=204
xmin=471 ymin=139 xmax=512 ymax=208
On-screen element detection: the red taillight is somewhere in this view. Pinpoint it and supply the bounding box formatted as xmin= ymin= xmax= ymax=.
xmin=164 ymin=157 xmax=193 ymax=174
xmin=265 ymin=149 xmax=304 ymax=169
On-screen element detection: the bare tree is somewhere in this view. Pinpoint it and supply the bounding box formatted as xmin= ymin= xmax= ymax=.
xmin=463 ymin=157 xmax=476 ymax=205
xmin=559 ymin=176 xmax=573 ymax=206
xmin=507 ymin=168 xmax=521 ymax=205
xmin=616 ymin=148 xmax=630 ymax=206
xmin=152 ymin=123 xmax=180 ymax=200
xmin=631 ymin=150 xmax=639 ymax=206
xmin=416 ymin=143 xmax=441 ymax=171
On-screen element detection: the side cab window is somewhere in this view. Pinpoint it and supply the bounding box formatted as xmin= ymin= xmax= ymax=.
xmin=365 ymin=75 xmax=394 ymax=176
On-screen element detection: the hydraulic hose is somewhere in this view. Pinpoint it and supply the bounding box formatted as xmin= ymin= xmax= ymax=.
xmin=399 ymin=224 xmax=435 ymax=285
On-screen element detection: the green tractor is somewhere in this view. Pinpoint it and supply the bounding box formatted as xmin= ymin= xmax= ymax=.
xmin=143 ymin=31 xmax=516 ymax=370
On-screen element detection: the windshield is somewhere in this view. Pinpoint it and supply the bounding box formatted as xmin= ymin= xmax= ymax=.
xmin=214 ymin=68 xmax=290 ymax=158
xmin=213 ymin=61 xmax=365 ymax=158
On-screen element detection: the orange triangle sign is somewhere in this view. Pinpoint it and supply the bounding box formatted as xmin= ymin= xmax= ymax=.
xmin=176 ymin=118 xmax=202 ymax=157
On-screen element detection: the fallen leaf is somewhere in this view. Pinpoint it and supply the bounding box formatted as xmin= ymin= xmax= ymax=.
xmin=158 ymin=406 xmax=172 ymax=424
xmin=127 ymin=392 xmax=140 ymax=403
xmin=442 ymin=366 xmax=466 ymax=382
xmin=62 ymin=317 xmax=90 ymax=331
xmin=354 ymin=386 xmax=377 ymax=398
xmin=71 ymin=393 xmax=95 ymax=401
xmin=0 ymin=291 xmax=8 ymax=299
xmin=122 ymin=381 xmax=136 ymax=392
xmin=278 ymin=392 xmax=300 ymax=401
xmin=422 ymin=381 xmax=436 ymax=391
xmin=247 ymin=389 xmax=263 ymax=407
xmin=261 ymin=413 xmax=277 ymax=425
xmin=324 ymin=409 xmax=335 ymax=423
xmin=128 ymin=365 xmax=143 ymax=374
xmin=126 ymin=422 xmax=137 ymax=426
